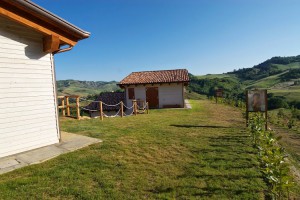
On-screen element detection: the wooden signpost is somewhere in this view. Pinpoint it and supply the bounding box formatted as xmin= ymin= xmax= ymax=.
xmin=215 ymin=88 xmax=223 ymax=104
xmin=246 ymin=89 xmax=268 ymax=130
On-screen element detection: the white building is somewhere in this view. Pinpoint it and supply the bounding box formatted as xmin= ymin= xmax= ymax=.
xmin=118 ymin=69 xmax=190 ymax=109
xmin=0 ymin=0 xmax=90 ymax=158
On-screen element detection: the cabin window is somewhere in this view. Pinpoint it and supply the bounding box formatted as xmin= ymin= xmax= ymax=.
xmin=128 ymin=88 xmax=135 ymax=99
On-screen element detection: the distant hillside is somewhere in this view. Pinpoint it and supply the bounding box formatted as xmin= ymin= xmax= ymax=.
xmin=229 ymin=55 xmax=300 ymax=81
xmin=56 ymin=56 xmax=300 ymax=109
xmin=56 ymin=80 xmax=121 ymax=97
xmin=188 ymin=55 xmax=300 ymax=108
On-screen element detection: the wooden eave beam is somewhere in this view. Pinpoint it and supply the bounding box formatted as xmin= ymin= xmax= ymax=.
xmin=0 ymin=7 xmax=77 ymax=47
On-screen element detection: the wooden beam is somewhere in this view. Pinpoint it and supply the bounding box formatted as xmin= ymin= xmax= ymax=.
xmin=66 ymin=96 xmax=70 ymax=116
xmin=99 ymin=101 xmax=103 ymax=121
xmin=120 ymin=101 xmax=124 ymax=117
xmin=43 ymin=35 xmax=60 ymax=53
xmin=76 ymin=96 xmax=80 ymax=120
xmin=0 ymin=7 xmax=77 ymax=46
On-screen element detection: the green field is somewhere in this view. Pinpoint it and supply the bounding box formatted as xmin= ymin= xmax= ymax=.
xmin=0 ymin=100 xmax=269 ymax=199
xmin=196 ymin=73 xmax=238 ymax=80
xmin=274 ymin=62 xmax=300 ymax=70
xmin=57 ymin=80 xmax=120 ymax=97
xmin=270 ymin=88 xmax=300 ymax=102
xmin=245 ymin=71 xmax=287 ymax=89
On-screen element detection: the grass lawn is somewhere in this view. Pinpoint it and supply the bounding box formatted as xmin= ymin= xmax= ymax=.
xmin=0 ymin=100 xmax=267 ymax=199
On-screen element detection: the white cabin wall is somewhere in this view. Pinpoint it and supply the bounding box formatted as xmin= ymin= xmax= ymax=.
xmin=124 ymin=86 xmax=131 ymax=108
xmin=124 ymin=86 xmax=146 ymax=108
xmin=158 ymin=83 xmax=184 ymax=108
xmin=0 ymin=16 xmax=59 ymax=158
xmin=123 ymin=83 xmax=184 ymax=109
xmin=134 ymin=86 xmax=146 ymax=101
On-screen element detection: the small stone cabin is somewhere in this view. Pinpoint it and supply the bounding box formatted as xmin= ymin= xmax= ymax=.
xmin=0 ymin=0 xmax=90 ymax=158
xmin=118 ymin=69 xmax=190 ymax=109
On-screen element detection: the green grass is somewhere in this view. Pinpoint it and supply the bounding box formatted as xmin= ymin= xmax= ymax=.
xmin=269 ymin=88 xmax=300 ymax=102
xmin=185 ymin=91 xmax=207 ymax=100
xmin=196 ymin=73 xmax=238 ymax=80
xmin=0 ymin=100 xmax=267 ymax=199
xmin=245 ymin=71 xmax=288 ymax=89
xmin=273 ymin=62 xmax=300 ymax=70
xmin=59 ymin=86 xmax=106 ymax=97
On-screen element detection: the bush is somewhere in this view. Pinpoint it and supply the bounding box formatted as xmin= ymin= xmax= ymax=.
xmin=268 ymin=96 xmax=289 ymax=110
xmin=291 ymin=107 xmax=300 ymax=120
xmin=248 ymin=114 xmax=293 ymax=199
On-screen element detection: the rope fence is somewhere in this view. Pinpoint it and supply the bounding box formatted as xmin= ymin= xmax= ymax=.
xmin=57 ymin=96 xmax=149 ymax=120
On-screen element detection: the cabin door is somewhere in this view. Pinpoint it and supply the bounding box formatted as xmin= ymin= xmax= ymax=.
xmin=146 ymin=87 xmax=159 ymax=109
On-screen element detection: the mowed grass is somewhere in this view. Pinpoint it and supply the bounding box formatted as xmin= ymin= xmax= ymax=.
xmin=0 ymin=100 xmax=266 ymax=199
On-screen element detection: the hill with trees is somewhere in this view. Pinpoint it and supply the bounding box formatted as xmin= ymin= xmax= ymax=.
xmin=187 ymin=55 xmax=300 ymax=109
xmin=56 ymin=55 xmax=300 ymax=109
xmin=56 ymin=80 xmax=121 ymax=97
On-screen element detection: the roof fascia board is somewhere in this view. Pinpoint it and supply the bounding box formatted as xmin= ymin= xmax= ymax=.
xmin=0 ymin=6 xmax=77 ymax=46
xmin=12 ymin=0 xmax=90 ymax=39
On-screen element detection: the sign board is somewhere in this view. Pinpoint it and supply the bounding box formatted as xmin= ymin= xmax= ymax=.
xmin=215 ymin=89 xmax=223 ymax=98
xmin=246 ymin=90 xmax=267 ymax=112
xmin=246 ymin=89 xmax=268 ymax=130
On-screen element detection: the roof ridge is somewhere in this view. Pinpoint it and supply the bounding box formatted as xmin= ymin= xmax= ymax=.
xmin=131 ymin=69 xmax=188 ymax=73
xmin=119 ymin=69 xmax=190 ymax=86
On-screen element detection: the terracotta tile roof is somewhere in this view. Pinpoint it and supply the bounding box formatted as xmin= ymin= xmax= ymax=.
xmin=85 ymin=92 xmax=124 ymax=111
xmin=118 ymin=69 xmax=189 ymax=85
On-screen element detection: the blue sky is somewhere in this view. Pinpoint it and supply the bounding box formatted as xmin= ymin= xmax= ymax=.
xmin=33 ymin=0 xmax=300 ymax=81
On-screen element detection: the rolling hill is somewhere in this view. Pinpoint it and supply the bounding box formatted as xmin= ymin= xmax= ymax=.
xmin=189 ymin=55 xmax=300 ymax=104
xmin=56 ymin=80 xmax=121 ymax=97
xmin=56 ymin=55 xmax=300 ymax=108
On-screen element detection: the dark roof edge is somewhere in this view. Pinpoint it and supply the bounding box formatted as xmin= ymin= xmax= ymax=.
xmin=18 ymin=0 xmax=90 ymax=39
xmin=130 ymin=69 xmax=188 ymax=74
xmin=117 ymin=80 xmax=190 ymax=86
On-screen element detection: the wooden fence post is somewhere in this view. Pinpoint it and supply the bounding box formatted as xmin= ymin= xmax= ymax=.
xmin=99 ymin=101 xmax=103 ymax=121
xmin=146 ymin=102 xmax=149 ymax=114
xmin=246 ymin=111 xmax=249 ymax=127
xmin=120 ymin=101 xmax=124 ymax=117
xmin=76 ymin=96 xmax=80 ymax=120
xmin=134 ymin=101 xmax=137 ymax=116
xmin=61 ymin=97 xmax=65 ymax=116
xmin=265 ymin=111 xmax=268 ymax=130
xmin=66 ymin=96 xmax=70 ymax=116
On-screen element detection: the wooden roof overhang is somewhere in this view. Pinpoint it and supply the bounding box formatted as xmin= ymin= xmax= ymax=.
xmin=0 ymin=0 xmax=90 ymax=53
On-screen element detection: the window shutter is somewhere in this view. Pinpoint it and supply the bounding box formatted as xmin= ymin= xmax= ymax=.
xmin=128 ymin=88 xmax=135 ymax=99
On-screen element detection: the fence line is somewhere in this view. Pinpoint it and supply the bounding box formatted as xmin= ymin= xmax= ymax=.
xmin=57 ymin=95 xmax=80 ymax=119
xmin=58 ymin=96 xmax=149 ymax=120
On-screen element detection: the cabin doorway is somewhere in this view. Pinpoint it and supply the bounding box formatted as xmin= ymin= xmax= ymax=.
xmin=146 ymin=87 xmax=159 ymax=109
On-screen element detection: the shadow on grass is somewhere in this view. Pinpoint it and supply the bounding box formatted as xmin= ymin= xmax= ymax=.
xmin=148 ymin=184 xmax=262 ymax=198
xmin=170 ymin=124 xmax=231 ymax=129
xmin=148 ymin=187 xmax=173 ymax=194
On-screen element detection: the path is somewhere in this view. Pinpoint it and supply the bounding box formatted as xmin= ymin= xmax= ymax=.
xmin=0 ymin=132 xmax=101 ymax=174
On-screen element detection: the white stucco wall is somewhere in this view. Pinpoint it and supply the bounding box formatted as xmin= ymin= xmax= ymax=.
xmin=124 ymin=83 xmax=185 ymax=108
xmin=158 ymin=83 xmax=184 ymax=108
xmin=0 ymin=16 xmax=59 ymax=158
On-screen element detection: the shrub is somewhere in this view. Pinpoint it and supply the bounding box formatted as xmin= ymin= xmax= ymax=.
xmin=268 ymin=96 xmax=289 ymax=110
xmin=291 ymin=107 xmax=300 ymax=120
xmin=248 ymin=114 xmax=293 ymax=199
